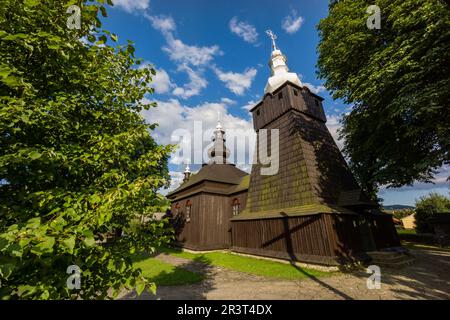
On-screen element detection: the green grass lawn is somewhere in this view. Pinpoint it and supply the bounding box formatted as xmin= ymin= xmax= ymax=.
xmin=396 ymin=228 xmax=450 ymax=252
xmin=159 ymin=247 xmax=334 ymax=280
xmin=132 ymin=255 xmax=203 ymax=286
xmin=396 ymin=228 xmax=417 ymax=235
xmin=401 ymin=241 xmax=450 ymax=252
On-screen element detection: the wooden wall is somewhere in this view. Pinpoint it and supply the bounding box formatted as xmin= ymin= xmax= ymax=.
xmin=231 ymin=213 xmax=400 ymax=265
xmin=231 ymin=213 xmax=373 ymax=265
xmin=251 ymin=83 xmax=326 ymax=131
xmin=367 ymin=214 xmax=401 ymax=249
xmin=171 ymin=193 xmax=400 ymax=264
xmin=172 ymin=193 xmax=236 ymax=250
xmin=229 ymin=191 xmax=248 ymax=214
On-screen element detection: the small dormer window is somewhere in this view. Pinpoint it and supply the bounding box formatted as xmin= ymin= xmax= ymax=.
xmin=232 ymin=198 xmax=240 ymax=216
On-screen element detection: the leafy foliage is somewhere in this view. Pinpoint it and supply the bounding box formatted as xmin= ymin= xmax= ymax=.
xmin=0 ymin=0 xmax=173 ymax=299
xmin=415 ymin=193 xmax=450 ymax=233
xmin=317 ymin=0 xmax=450 ymax=199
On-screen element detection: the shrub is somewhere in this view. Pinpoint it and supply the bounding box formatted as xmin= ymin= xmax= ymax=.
xmin=415 ymin=193 xmax=450 ymax=233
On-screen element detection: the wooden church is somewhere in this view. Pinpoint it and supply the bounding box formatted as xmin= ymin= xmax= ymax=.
xmin=167 ymin=32 xmax=400 ymax=265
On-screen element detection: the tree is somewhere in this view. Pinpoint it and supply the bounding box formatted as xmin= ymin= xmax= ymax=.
xmin=317 ymin=0 xmax=450 ymax=200
xmin=0 ymin=0 xmax=173 ymax=299
xmin=415 ymin=193 xmax=450 ymax=233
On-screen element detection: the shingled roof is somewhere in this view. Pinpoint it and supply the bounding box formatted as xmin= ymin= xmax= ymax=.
xmin=167 ymin=164 xmax=249 ymax=198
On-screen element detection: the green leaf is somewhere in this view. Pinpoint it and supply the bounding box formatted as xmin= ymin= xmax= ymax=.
xmin=29 ymin=151 xmax=42 ymax=160
xmin=100 ymin=6 xmax=107 ymax=18
xmin=83 ymin=237 xmax=96 ymax=247
xmin=31 ymin=237 xmax=55 ymax=255
xmin=0 ymin=263 xmax=15 ymax=279
xmin=7 ymin=243 xmax=22 ymax=257
xmin=17 ymin=285 xmax=37 ymax=297
xmin=98 ymin=35 xmax=107 ymax=45
xmin=20 ymin=113 xmax=30 ymax=123
xmin=90 ymin=194 xmax=101 ymax=203
xmin=62 ymin=236 xmax=76 ymax=254
xmin=26 ymin=217 xmax=41 ymax=229
xmin=135 ymin=278 xmax=146 ymax=296
xmin=24 ymin=0 xmax=41 ymax=7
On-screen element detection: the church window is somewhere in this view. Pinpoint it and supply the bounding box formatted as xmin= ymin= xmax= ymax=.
xmin=232 ymin=198 xmax=240 ymax=216
xmin=185 ymin=200 xmax=192 ymax=222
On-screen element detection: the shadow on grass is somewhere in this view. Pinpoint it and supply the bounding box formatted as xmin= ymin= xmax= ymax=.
xmin=149 ymin=266 xmax=203 ymax=286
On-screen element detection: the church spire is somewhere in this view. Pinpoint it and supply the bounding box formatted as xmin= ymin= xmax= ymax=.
xmin=207 ymin=113 xmax=229 ymax=164
xmin=266 ymin=29 xmax=278 ymax=50
xmin=183 ymin=161 xmax=191 ymax=181
xmin=264 ymin=30 xmax=302 ymax=94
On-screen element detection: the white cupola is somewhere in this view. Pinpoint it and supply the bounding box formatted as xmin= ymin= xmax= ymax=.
xmin=264 ymin=30 xmax=302 ymax=94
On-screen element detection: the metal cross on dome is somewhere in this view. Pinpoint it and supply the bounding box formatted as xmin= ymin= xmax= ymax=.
xmin=265 ymin=30 xmax=277 ymax=50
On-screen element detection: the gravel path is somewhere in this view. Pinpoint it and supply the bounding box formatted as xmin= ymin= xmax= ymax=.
xmin=121 ymin=249 xmax=450 ymax=300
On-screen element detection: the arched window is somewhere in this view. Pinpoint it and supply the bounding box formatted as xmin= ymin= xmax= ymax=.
xmin=232 ymin=198 xmax=240 ymax=216
xmin=185 ymin=200 xmax=192 ymax=222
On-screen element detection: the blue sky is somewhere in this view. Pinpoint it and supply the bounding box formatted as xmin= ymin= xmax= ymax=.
xmin=102 ymin=0 xmax=449 ymax=206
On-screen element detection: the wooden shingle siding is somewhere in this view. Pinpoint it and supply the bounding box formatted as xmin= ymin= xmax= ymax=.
xmin=245 ymin=82 xmax=365 ymax=215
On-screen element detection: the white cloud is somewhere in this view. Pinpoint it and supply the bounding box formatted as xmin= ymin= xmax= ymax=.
xmin=221 ymin=98 xmax=237 ymax=105
xmin=147 ymin=15 xmax=176 ymax=33
xmin=303 ymin=82 xmax=326 ymax=94
xmin=242 ymin=100 xmax=258 ymax=112
xmin=281 ymin=10 xmax=304 ymax=34
xmin=229 ymin=17 xmax=258 ymax=44
xmin=164 ymin=171 xmax=185 ymax=194
xmin=152 ymin=68 xmax=174 ymax=94
xmin=141 ymin=98 xmax=254 ymax=166
xmin=326 ymin=114 xmax=344 ymax=150
xmin=379 ymin=166 xmax=450 ymax=192
xmin=113 ymin=0 xmax=150 ymax=13
xmin=163 ymin=33 xmax=221 ymax=67
xmin=213 ymin=67 xmax=257 ymax=95
xmin=147 ymin=14 xmax=221 ymax=67
xmin=172 ymin=65 xmax=208 ymax=99
xmin=147 ymin=14 xmax=222 ymax=98
xmin=138 ymin=62 xmax=174 ymax=95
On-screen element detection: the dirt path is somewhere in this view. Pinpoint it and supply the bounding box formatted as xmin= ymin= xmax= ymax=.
xmin=121 ymin=249 xmax=450 ymax=300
